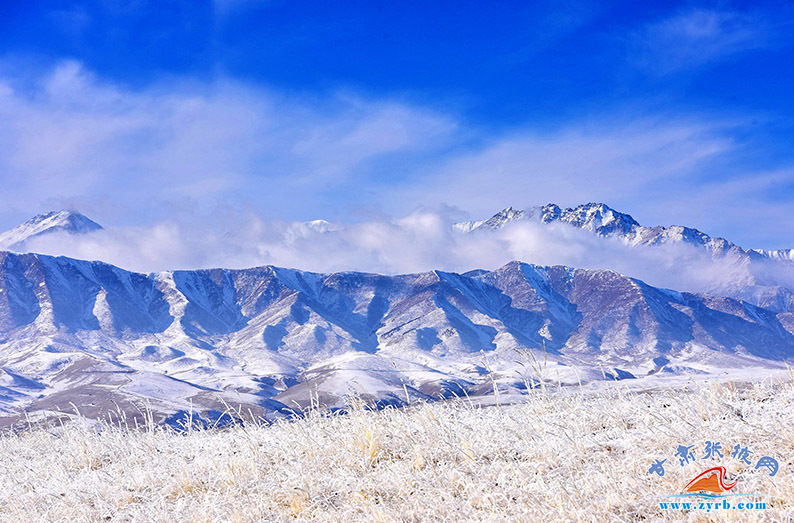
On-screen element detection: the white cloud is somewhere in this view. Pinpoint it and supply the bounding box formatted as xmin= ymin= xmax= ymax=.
xmin=1 ymin=60 xmax=794 ymax=258
xmin=630 ymin=8 xmax=774 ymax=73
xmin=20 ymin=208 xmax=761 ymax=303
xmin=399 ymin=116 xmax=735 ymax=216
xmin=0 ymin=61 xmax=456 ymax=223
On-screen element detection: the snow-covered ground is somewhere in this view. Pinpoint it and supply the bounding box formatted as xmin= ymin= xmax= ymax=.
xmin=0 ymin=375 xmax=791 ymax=521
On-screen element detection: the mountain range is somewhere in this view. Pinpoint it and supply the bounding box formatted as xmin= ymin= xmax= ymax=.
xmin=457 ymin=203 xmax=794 ymax=312
xmin=0 ymin=206 xmax=792 ymax=427
xmin=456 ymin=202 xmax=792 ymax=260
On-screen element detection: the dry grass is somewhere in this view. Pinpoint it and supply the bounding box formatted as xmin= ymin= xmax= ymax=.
xmin=0 ymin=378 xmax=792 ymax=521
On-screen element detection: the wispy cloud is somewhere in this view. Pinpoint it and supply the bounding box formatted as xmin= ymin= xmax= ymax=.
xmin=1 ymin=61 xmax=793 ymax=250
xmin=0 ymin=61 xmax=456 ymax=222
xmin=398 ymin=116 xmax=736 ymax=218
xmin=21 ymin=208 xmax=766 ymax=303
xmin=630 ymin=8 xmax=777 ymax=74
xmin=400 ymin=113 xmax=794 ymax=247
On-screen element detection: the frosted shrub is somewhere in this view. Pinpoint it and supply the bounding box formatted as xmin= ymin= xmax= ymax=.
xmin=0 ymin=377 xmax=791 ymax=521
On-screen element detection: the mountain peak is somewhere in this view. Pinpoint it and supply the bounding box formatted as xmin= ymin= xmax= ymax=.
xmin=542 ymin=202 xmax=640 ymax=235
xmin=455 ymin=202 xmax=640 ymax=234
xmin=0 ymin=210 xmax=103 ymax=251
xmin=452 ymin=206 xmax=526 ymax=233
xmin=480 ymin=206 xmax=525 ymax=229
xmin=28 ymin=209 xmax=101 ymax=229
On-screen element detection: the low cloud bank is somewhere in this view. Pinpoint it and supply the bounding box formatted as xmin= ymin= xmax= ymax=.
xmin=21 ymin=209 xmax=771 ymax=299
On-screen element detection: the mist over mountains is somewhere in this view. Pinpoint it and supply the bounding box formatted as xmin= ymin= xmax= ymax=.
xmin=7 ymin=203 xmax=794 ymax=310
xmin=0 ymin=204 xmax=792 ymax=426
xmin=0 ymin=210 xmax=102 ymax=251
xmin=456 ymin=203 xmax=794 ymax=312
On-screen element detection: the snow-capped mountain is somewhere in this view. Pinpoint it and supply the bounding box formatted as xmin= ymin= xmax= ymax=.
xmin=0 ymin=250 xmax=792 ymax=427
xmin=457 ymin=203 xmax=794 ymax=311
xmin=0 ymin=210 xmax=103 ymax=251
xmin=0 ymin=205 xmax=792 ymax=427
xmin=457 ymin=202 xmax=790 ymax=258
xmin=454 ymin=207 xmax=527 ymax=233
xmin=458 ymin=203 xmax=736 ymax=250
xmin=751 ymin=248 xmax=794 ymax=262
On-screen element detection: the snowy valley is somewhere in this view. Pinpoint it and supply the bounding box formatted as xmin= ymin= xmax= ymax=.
xmin=0 ymin=206 xmax=792 ymax=426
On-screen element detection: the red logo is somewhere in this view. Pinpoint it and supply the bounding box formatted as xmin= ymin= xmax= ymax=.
xmin=683 ymin=466 xmax=737 ymax=495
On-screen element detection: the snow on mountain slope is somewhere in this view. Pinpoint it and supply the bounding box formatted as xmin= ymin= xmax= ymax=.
xmin=0 ymin=211 xmax=103 ymax=251
xmin=0 ymin=250 xmax=792 ymax=426
xmin=457 ymin=202 xmax=790 ymax=259
xmin=457 ymin=203 xmax=794 ymax=311
xmin=459 ymin=203 xmax=725 ymax=247
xmin=751 ymin=248 xmax=794 ymax=261
xmin=454 ymin=207 xmax=526 ymax=233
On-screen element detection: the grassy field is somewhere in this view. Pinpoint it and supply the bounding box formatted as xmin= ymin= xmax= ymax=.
xmin=0 ymin=377 xmax=792 ymax=521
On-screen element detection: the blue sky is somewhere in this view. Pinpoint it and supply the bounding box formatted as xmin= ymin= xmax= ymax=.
xmin=1 ymin=1 xmax=794 ymax=249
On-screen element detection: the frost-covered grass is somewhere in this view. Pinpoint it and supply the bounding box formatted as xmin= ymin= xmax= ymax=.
xmin=1 ymin=377 xmax=792 ymax=521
